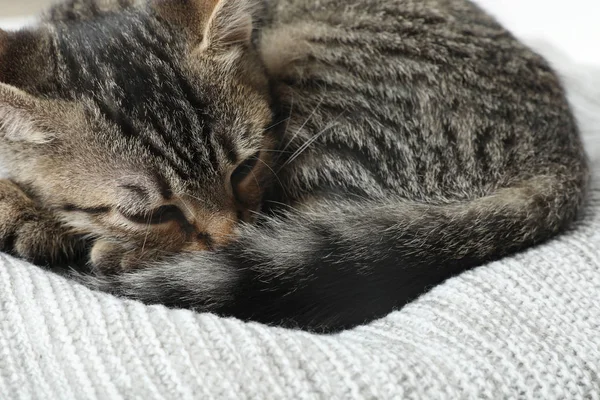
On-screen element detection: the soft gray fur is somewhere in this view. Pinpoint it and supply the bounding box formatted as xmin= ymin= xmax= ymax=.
xmin=0 ymin=0 xmax=588 ymax=332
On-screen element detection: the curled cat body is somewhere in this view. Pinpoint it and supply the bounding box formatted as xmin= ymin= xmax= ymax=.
xmin=0 ymin=0 xmax=588 ymax=331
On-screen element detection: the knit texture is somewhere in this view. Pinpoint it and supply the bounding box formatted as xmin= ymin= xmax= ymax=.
xmin=0 ymin=39 xmax=599 ymax=400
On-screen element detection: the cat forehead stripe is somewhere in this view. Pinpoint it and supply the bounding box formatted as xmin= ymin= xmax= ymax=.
xmin=53 ymin=14 xmax=226 ymax=177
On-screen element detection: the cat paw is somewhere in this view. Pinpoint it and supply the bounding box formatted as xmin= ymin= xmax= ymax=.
xmin=90 ymin=240 xmax=127 ymax=274
xmin=0 ymin=179 xmax=83 ymax=266
xmin=0 ymin=179 xmax=41 ymax=256
xmin=90 ymin=239 xmax=163 ymax=274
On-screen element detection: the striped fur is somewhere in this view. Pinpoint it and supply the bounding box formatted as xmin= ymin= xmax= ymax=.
xmin=0 ymin=0 xmax=589 ymax=331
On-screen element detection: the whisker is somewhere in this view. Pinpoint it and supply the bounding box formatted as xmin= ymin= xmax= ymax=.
xmin=139 ymin=211 xmax=153 ymax=259
xmin=263 ymin=117 xmax=291 ymax=132
xmin=281 ymin=96 xmax=324 ymax=153
xmin=282 ymin=92 xmax=295 ymax=140
xmin=179 ymin=198 xmax=197 ymax=221
xmin=257 ymin=149 xmax=294 ymax=154
xmin=249 ymin=169 xmax=262 ymax=193
xmin=279 ymin=111 xmax=345 ymax=171
xmin=185 ymin=193 xmax=210 ymax=206
xmin=256 ymin=158 xmax=284 ymax=188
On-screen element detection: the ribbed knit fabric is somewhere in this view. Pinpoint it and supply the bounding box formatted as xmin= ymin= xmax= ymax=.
xmin=0 ymin=35 xmax=599 ymax=400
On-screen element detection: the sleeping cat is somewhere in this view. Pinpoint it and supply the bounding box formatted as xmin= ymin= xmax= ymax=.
xmin=0 ymin=0 xmax=588 ymax=332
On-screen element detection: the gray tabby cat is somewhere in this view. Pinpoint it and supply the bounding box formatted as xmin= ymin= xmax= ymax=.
xmin=0 ymin=0 xmax=588 ymax=331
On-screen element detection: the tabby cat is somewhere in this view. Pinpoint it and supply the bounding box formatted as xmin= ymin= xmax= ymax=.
xmin=0 ymin=0 xmax=588 ymax=332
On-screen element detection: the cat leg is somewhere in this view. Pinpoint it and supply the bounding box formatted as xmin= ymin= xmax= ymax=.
xmin=89 ymin=239 xmax=165 ymax=275
xmin=0 ymin=179 xmax=87 ymax=268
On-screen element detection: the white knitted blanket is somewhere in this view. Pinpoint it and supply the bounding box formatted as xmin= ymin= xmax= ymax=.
xmin=1 ymin=22 xmax=600 ymax=400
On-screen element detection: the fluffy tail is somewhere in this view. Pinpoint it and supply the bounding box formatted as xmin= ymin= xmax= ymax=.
xmin=81 ymin=172 xmax=588 ymax=332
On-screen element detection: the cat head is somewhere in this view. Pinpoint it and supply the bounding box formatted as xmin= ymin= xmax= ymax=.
xmin=0 ymin=0 xmax=275 ymax=253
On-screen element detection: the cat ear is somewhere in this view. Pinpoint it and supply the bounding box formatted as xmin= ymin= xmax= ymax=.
xmin=0 ymin=83 xmax=56 ymax=144
xmin=154 ymin=0 xmax=255 ymax=50
xmin=0 ymin=28 xmax=53 ymax=88
xmin=0 ymin=31 xmax=40 ymax=143
xmin=0 ymin=28 xmax=9 ymax=81
xmin=0 ymin=28 xmax=7 ymax=50
xmin=200 ymin=0 xmax=254 ymax=50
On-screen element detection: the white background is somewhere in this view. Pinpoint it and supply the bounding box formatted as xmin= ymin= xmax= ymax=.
xmin=473 ymin=0 xmax=600 ymax=65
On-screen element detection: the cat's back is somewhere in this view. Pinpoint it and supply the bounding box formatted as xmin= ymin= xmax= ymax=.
xmin=270 ymin=0 xmax=508 ymax=43
xmin=262 ymin=0 xmax=586 ymax=202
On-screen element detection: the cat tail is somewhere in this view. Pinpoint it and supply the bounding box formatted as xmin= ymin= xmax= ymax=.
xmin=79 ymin=171 xmax=587 ymax=332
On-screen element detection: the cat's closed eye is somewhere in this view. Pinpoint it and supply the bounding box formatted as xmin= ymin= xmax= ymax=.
xmin=119 ymin=205 xmax=186 ymax=225
xmin=231 ymin=151 xmax=261 ymax=197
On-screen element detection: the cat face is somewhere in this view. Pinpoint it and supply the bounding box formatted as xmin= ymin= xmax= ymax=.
xmin=0 ymin=0 xmax=275 ymax=253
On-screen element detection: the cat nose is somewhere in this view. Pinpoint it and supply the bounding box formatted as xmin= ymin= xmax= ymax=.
xmin=185 ymin=211 xmax=237 ymax=250
xmin=196 ymin=232 xmax=214 ymax=250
